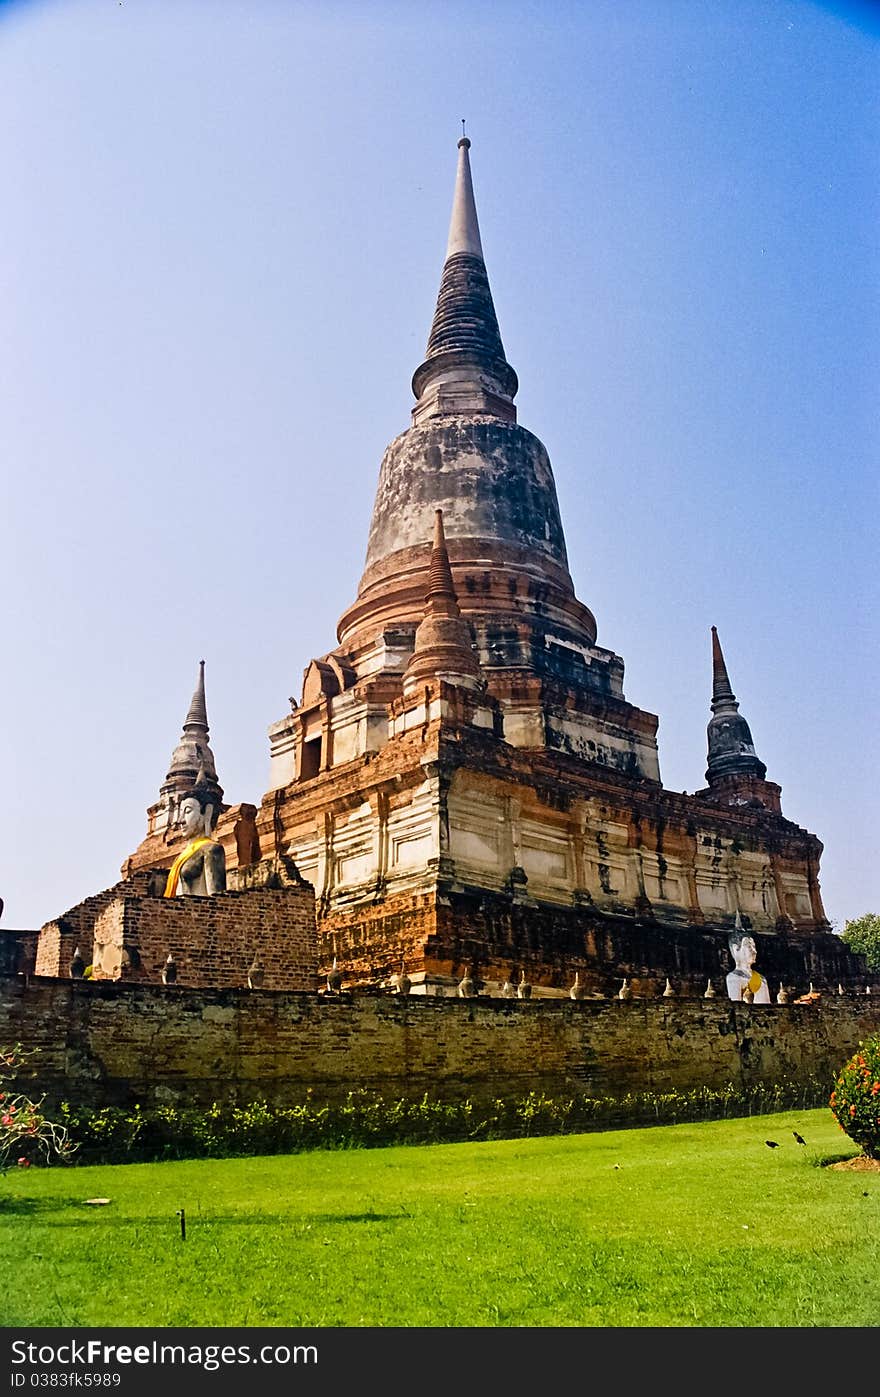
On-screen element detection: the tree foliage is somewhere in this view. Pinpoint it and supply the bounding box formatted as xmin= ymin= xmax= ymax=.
xmin=841 ymin=912 xmax=880 ymax=972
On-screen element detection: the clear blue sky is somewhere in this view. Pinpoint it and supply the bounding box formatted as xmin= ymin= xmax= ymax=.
xmin=2 ymin=0 xmax=877 ymax=933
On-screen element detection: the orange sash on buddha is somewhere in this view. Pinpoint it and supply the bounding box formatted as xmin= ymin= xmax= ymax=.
xmin=163 ymin=838 xmax=213 ymax=898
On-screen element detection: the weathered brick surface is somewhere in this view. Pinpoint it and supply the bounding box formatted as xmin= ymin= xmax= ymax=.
xmin=2 ymin=975 xmax=877 ymax=1111
xmin=430 ymin=889 xmax=870 ymax=998
xmin=250 ymin=717 xmax=851 ymax=995
xmin=0 ymin=930 xmax=37 ymax=976
xmin=91 ymin=887 xmax=319 ymax=992
xmin=34 ymin=873 xmax=159 ymax=977
xmin=322 ymin=892 xmax=437 ymax=985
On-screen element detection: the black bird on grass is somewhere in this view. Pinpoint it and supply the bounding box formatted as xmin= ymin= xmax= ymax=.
xmin=765 ymin=1140 xmax=780 ymax=1148
xmin=793 ymin=1131 xmax=807 ymax=1145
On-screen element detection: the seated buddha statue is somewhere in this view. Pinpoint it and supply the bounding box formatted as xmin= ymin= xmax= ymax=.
xmin=163 ymin=784 xmax=226 ymax=898
xmin=725 ymin=924 xmax=770 ymax=1004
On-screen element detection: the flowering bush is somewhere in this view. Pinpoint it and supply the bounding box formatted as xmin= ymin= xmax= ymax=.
xmin=829 ymin=1035 xmax=880 ymax=1159
xmin=0 ymin=1045 xmax=77 ymax=1171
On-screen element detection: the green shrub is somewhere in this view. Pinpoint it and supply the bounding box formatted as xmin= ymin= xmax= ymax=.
xmin=57 ymin=1077 xmax=830 ymax=1165
xmin=829 ymin=1035 xmax=880 ymax=1159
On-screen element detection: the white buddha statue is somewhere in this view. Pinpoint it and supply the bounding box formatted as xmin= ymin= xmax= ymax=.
xmin=163 ymin=784 xmax=226 ymax=898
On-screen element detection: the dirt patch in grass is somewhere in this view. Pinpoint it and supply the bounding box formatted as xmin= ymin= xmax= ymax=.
xmin=828 ymin=1155 xmax=880 ymax=1172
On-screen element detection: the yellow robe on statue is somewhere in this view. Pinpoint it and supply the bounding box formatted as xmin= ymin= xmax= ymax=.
xmin=163 ymin=838 xmax=213 ymax=898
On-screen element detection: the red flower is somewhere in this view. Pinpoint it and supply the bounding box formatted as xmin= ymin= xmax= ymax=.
xmin=16 ymin=1157 xmax=30 ymax=1169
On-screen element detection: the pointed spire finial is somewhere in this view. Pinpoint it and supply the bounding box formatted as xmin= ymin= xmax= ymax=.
xmin=710 ymin=627 xmax=737 ymax=712
xmin=426 ymin=509 xmax=459 ymax=609
xmin=410 ymin=134 xmax=518 ymax=423
xmin=705 ymin=627 xmax=767 ymax=789
xmin=184 ymin=659 xmax=209 ymax=731
xmin=403 ymin=510 xmax=482 ymax=694
xmin=446 ymin=131 xmax=482 ymax=258
xmin=160 ymin=660 xmax=223 ymax=807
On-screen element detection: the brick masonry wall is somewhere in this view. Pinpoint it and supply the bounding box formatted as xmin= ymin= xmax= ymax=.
xmin=0 ymin=930 xmax=38 ymax=976
xmin=321 ymin=891 xmax=438 ymax=984
xmin=431 ymin=889 xmax=872 ymax=997
xmin=91 ymin=887 xmax=319 ymax=992
xmin=2 ymin=975 xmax=878 ymax=1111
xmin=34 ymin=873 xmax=159 ymax=977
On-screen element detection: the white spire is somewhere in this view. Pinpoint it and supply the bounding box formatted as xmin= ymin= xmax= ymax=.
xmin=445 ymin=137 xmax=484 ymax=260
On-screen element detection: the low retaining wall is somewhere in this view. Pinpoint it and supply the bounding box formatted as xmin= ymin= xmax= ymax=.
xmin=2 ymin=975 xmax=878 ymax=1110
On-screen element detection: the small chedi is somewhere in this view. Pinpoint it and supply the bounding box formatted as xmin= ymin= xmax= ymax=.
xmin=24 ymin=136 xmax=874 ymax=1003
xmin=31 ymin=663 xmax=316 ymax=993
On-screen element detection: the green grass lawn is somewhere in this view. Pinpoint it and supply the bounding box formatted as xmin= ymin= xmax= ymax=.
xmin=1 ymin=1108 xmax=875 ymax=1328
